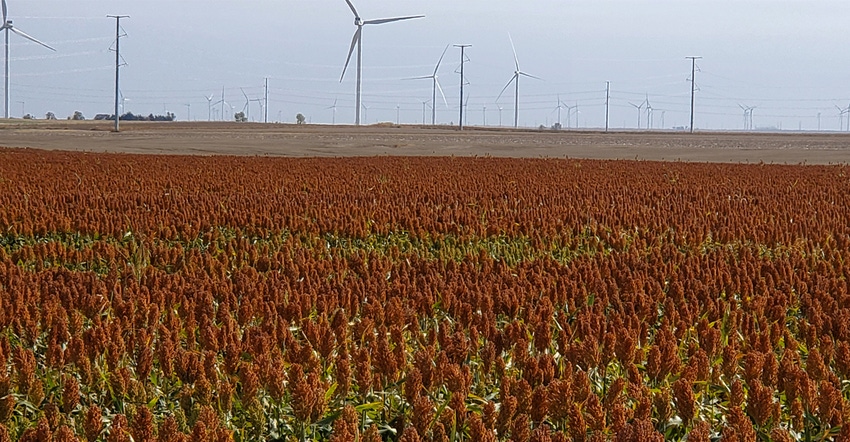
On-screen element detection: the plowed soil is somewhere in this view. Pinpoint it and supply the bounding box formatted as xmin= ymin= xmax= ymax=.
xmin=1 ymin=120 xmax=848 ymax=163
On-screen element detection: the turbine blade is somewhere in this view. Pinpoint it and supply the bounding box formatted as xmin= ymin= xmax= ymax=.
xmin=496 ymin=74 xmax=517 ymax=102
xmin=9 ymin=27 xmax=56 ymax=51
xmin=340 ymin=28 xmax=360 ymax=82
xmin=241 ymin=88 xmax=249 ymax=101
xmin=519 ymin=71 xmax=541 ymax=81
xmin=433 ymin=43 xmax=450 ymax=76
xmin=402 ymin=75 xmax=433 ymax=80
xmin=435 ymin=78 xmax=448 ymax=108
xmin=508 ymin=33 xmax=519 ymax=71
xmin=363 ymin=15 xmax=424 ymax=25
xmin=344 ymin=0 xmax=359 ymax=18
xmin=1 ymin=0 xmax=6 ymax=23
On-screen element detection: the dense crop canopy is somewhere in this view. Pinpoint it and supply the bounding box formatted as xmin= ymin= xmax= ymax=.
xmin=0 ymin=149 xmax=849 ymax=441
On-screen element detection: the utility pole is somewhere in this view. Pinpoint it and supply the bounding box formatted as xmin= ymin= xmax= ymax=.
xmin=264 ymin=77 xmax=269 ymax=123
xmin=686 ymin=56 xmax=701 ymax=133
xmin=483 ymin=106 xmax=486 ymax=126
xmin=108 ymin=15 xmax=129 ymax=132
xmin=454 ymin=44 xmax=471 ymax=130
xmin=818 ymin=112 xmax=821 ymax=131
xmin=396 ymin=104 xmax=400 ymax=125
xmin=605 ymin=81 xmax=610 ymax=133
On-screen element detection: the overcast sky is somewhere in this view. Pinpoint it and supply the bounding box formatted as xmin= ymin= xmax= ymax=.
xmin=5 ymin=0 xmax=850 ymax=130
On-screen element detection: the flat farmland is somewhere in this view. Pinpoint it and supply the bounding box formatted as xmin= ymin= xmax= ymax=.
xmin=1 ymin=120 xmax=850 ymax=163
xmin=1 ymin=125 xmax=850 ymax=441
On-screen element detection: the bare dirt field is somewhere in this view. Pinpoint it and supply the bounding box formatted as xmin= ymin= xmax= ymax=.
xmin=1 ymin=120 xmax=849 ymax=163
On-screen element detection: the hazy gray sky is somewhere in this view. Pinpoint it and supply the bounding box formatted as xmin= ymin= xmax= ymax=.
xmin=6 ymin=0 xmax=850 ymax=130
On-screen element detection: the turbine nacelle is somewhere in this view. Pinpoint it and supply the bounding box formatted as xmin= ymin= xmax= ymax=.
xmin=339 ymin=0 xmax=423 ymax=125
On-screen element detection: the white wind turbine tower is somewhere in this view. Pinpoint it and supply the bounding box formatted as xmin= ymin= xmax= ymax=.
xmin=629 ymin=100 xmax=644 ymax=129
xmin=340 ymin=0 xmax=423 ymax=126
xmin=739 ymin=104 xmax=755 ymax=131
xmin=250 ymin=97 xmax=264 ymax=122
xmin=496 ymin=34 xmax=541 ymax=128
xmin=2 ymin=0 xmax=55 ymax=119
xmin=240 ymin=88 xmax=252 ymax=121
xmin=644 ymin=94 xmax=653 ymax=129
xmin=553 ymin=95 xmax=564 ymax=128
xmin=573 ymin=102 xmax=581 ymax=129
xmin=564 ymin=103 xmax=577 ymax=129
xmin=405 ymin=44 xmax=449 ymax=125
xmin=119 ymin=90 xmax=129 ymax=115
xmin=326 ymin=98 xmax=338 ymax=125
xmin=215 ymin=87 xmax=229 ymax=121
xmin=836 ymin=104 xmax=848 ymax=132
xmin=204 ymin=94 xmax=214 ymax=121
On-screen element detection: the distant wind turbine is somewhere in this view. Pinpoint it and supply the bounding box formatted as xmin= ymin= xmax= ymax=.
xmin=340 ymin=0 xmax=423 ymax=125
xmin=644 ymin=94 xmax=653 ymax=129
xmin=326 ymin=98 xmax=338 ymax=125
xmin=240 ymin=88 xmax=251 ymax=121
xmin=215 ymin=87 xmax=228 ymax=121
xmin=739 ymin=104 xmax=755 ymax=130
xmin=552 ymin=95 xmax=564 ymax=128
xmin=119 ymin=90 xmax=129 ymax=115
xmin=404 ymin=44 xmax=449 ymax=125
xmin=204 ymin=94 xmax=214 ymax=121
xmin=2 ymin=0 xmax=55 ymax=119
xmin=564 ymin=103 xmax=577 ymax=129
xmin=837 ymin=104 xmax=849 ymax=132
xmin=629 ymin=101 xmax=644 ymax=129
xmin=496 ymin=34 xmax=541 ymax=128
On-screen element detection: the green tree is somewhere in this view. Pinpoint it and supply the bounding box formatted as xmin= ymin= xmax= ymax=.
xmin=296 ymin=113 xmax=306 ymax=125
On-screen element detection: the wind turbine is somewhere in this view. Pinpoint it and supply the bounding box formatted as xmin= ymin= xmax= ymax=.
xmin=326 ymin=98 xmax=338 ymax=125
xmin=340 ymin=0 xmax=423 ymax=126
xmin=2 ymin=0 xmax=55 ymax=119
xmin=739 ymin=104 xmax=755 ymax=131
xmin=563 ymin=103 xmax=577 ymax=129
xmin=250 ymin=97 xmax=264 ymax=122
xmin=216 ymin=87 xmax=228 ymax=121
xmin=496 ymin=34 xmax=541 ymax=128
xmin=644 ymin=94 xmax=653 ymax=129
xmin=553 ymin=95 xmax=564 ymax=128
xmin=463 ymin=92 xmax=470 ymax=127
xmin=119 ymin=90 xmax=129 ymax=115
xmin=204 ymin=94 xmax=214 ymax=121
xmin=835 ymin=105 xmax=850 ymax=132
xmin=573 ymin=102 xmax=581 ymax=129
xmin=629 ymin=101 xmax=644 ymax=129
xmin=240 ymin=88 xmax=251 ymax=121
xmin=404 ymin=44 xmax=449 ymax=125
